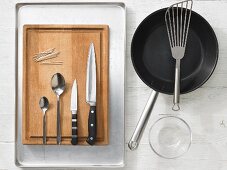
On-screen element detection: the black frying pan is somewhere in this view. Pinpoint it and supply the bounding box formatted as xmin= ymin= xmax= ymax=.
xmin=128 ymin=8 xmax=218 ymax=150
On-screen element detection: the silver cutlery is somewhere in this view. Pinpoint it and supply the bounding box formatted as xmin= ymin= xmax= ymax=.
xmin=165 ymin=0 xmax=193 ymax=111
xmin=39 ymin=96 xmax=49 ymax=145
xmin=71 ymin=79 xmax=78 ymax=145
xmin=86 ymin=43 xmax=97 ymax=145
xmin=51 ymin=73 xmax=66 ymax=145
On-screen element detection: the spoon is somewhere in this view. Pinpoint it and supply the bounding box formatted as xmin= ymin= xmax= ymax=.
xmin=39 ymin=96 xmax=49 ymax=145
xmin=51 ymin=73 xmax=66 ymax=145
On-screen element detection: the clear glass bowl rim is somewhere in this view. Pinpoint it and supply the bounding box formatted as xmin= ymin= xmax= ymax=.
xmin=149 ymin=115 xmax=192 ymax=159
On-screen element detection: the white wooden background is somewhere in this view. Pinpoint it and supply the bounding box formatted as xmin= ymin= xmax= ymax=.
xmin=1 ymin=0 xmax=227 ymax=169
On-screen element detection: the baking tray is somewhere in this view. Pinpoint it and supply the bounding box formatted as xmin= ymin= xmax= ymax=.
xmin=15 ymin=2 xmax=125 ymax=167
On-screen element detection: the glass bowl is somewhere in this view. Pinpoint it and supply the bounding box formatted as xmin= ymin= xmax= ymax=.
xmin=149 ymin=116 xmax=192 ymax=159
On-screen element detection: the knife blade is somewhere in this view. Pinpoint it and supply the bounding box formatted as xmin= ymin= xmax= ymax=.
xmin=71 ymin=79 xmax=78 ymax=145
xmin=86 ymin=42 xmax=97 ymax=145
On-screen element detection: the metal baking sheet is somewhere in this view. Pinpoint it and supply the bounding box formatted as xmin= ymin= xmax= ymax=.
xmin=15 ymin=2 xmax=125 ymax=168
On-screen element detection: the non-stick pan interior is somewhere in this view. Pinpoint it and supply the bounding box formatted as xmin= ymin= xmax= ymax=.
xmin=131 ymin=8 xmax=218 ymax=94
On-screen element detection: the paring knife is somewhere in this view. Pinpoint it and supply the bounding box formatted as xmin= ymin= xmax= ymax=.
xmin=71 ymin=79 xmax=78 ymax=145
xmin=86 ymin=43 xmax=97 ymax=145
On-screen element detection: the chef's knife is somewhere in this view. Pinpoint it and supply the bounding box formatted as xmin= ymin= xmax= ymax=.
xmin=71 ymin=79 xmax=78 ymax=145
xmin=86 ymin=43 xmax=97 ymax=145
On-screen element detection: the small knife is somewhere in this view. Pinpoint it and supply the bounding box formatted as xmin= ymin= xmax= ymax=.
xmin=71 ymin=79 xmax=78 ymax=145
xmin=86 ymin=43 xmax=97 ymax=145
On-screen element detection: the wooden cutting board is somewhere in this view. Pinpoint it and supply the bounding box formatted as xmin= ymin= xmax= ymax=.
xmin=22 ymin=25 xmax=109 ymax=145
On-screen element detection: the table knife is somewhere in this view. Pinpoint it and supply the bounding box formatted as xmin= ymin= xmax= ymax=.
xmin=86 ymin=43 xmax=97 ymax=145
xmin=71 ymin=79 xmax=78 ymax=145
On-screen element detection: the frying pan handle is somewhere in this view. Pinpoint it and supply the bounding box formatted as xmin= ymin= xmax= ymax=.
xmin=173 ymin=59 xmax=180 ymax=111
xmin=128 ymin=90 xmax=159 ymax=150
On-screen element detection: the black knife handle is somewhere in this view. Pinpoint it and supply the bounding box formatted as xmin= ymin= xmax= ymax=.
xmin=71 ymin=111 xmax=78 ymax=145
xmin=86 ymin=106 xmax=96 ymax=145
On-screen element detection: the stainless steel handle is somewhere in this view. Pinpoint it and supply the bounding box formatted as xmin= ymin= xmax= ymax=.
xmin=57 ymin=95 xmax=61 ymax=145
xmin=43 ymin=113 xmax=46 ymax=144
xmin=128 ymin=90 xmax=159 ymax=150
xmin=173 ymin=59 xmax=180 ymax=111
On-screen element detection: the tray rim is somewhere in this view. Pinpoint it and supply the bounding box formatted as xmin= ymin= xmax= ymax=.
xmin=15 ymin=1 xmax=126 ymax=168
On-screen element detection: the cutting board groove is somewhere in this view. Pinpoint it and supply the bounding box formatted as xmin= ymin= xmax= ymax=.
xmin=22 ymin=25 xmax=109 ymax=145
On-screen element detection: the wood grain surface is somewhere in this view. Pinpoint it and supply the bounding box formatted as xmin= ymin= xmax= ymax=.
xmin=22 ymin=25 xmax=109 ymax=145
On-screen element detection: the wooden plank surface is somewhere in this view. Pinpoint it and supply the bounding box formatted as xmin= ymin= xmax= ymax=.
xmin=22 ymin=25 xmax=109 ymax=145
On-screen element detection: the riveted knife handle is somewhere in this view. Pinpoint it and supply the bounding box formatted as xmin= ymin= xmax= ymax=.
xmin=71 ymin=111 xmax=78 ymax=145
xmin=86 ymin=106 xmax=96 ymax=145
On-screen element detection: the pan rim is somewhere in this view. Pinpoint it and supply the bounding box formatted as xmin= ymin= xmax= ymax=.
xmin=131 ymin=8 xmax=219 ymax=95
